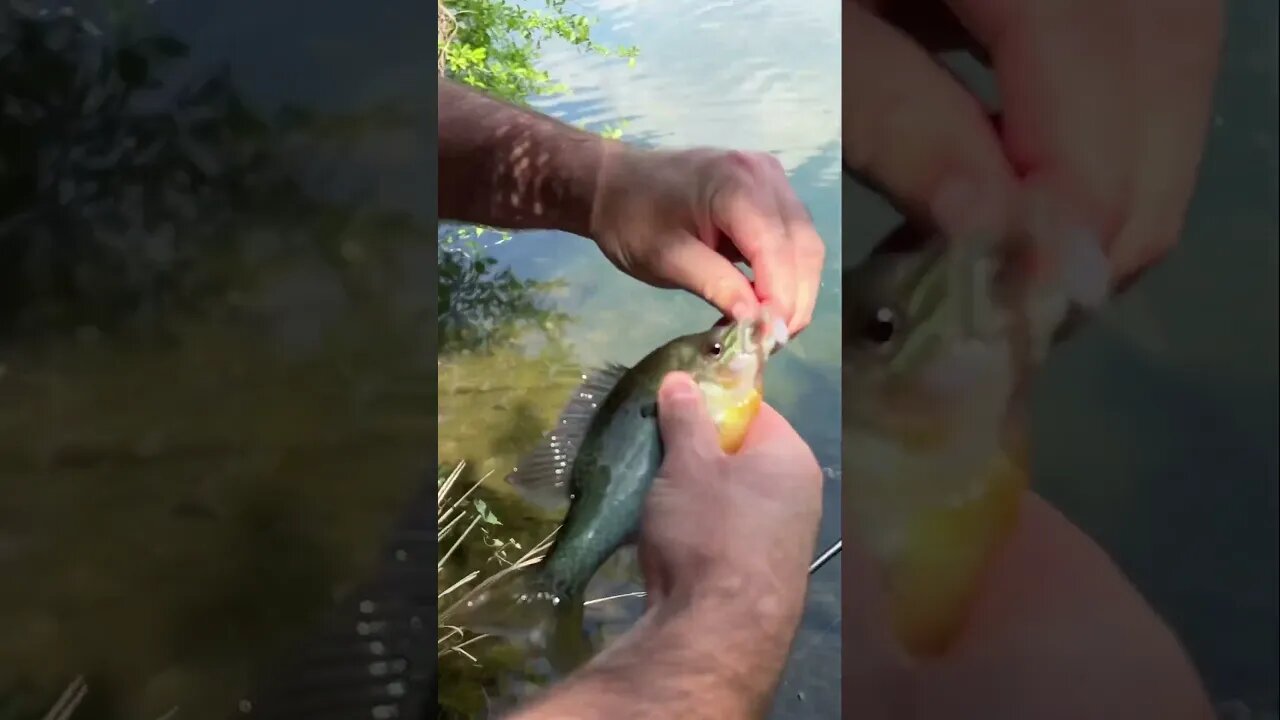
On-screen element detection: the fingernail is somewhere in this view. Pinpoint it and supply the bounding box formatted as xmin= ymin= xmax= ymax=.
xmin=772 ymin=316 xmax=790 ymax=347
xmin=1055 ymin=227 xmax=1111 ymax=308
xmin=1023 ymin=182 xmax=1112 ymax=306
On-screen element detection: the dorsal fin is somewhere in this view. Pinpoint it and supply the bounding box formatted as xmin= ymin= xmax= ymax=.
xmin=506 ymin=363 xmax=630 ymax=510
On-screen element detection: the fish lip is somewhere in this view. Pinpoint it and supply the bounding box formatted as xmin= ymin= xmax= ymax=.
xmin=765 ymin=317 xmax=788 ymax=356
xmin=710 ymin=311 xmax=787 ymax=357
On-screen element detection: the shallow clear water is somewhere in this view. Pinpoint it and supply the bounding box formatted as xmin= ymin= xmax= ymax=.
xmin=2 ymin=1 xmax=433 ymax=718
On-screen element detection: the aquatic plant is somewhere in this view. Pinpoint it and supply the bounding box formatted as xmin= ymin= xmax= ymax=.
xmin=436 ymin=461 xmax=557 ymax=663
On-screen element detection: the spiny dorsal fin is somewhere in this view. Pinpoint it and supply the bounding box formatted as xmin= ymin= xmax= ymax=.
xmin=506 ymin=363 xmax=630 ymax=510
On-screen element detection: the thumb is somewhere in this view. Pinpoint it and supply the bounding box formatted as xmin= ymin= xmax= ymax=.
xmin=656 ymin=372 xmax=722 ymax=463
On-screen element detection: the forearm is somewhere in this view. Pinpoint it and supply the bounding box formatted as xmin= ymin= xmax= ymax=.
xmin=508 ymin=582 xmax=805 ymax=720
xmin=438 ymin=78 xmax=622 ymax=237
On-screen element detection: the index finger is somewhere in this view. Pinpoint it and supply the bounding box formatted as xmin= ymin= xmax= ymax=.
xmin=776 ymin=190 xmax=826 ymax=335
xmin=710 ymin=169 xmax=798 ymax=328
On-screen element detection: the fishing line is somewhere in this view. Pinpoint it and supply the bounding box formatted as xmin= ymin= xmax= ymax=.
xmin=584 ymin=539 xmax=845 ymax=608
xmin=808 ymin=538 xmax=842 ymax=575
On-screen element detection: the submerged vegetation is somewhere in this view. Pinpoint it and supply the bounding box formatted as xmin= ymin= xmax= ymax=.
xmin=0 ymin=1 xmax=435 ymax=717
xmin=436 ymin=462 xmax=556 ymax=667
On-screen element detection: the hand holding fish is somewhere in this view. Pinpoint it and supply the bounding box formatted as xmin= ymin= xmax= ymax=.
xmin=640 ymin=372 xmax=823 ymax=615
xmin=511 ymin=371 xmax=823 ymax=720
xmin=843 ymin=0 xmax=1221 ymax=291
xmin=589 ymin=146 xmax=826 ymax=336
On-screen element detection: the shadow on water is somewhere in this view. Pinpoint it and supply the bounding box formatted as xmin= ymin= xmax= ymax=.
xmin=0 ymin=1 xmax=440 ymax=718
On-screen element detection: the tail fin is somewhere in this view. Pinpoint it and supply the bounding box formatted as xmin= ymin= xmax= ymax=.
xmin=547 ymin=597 xmax=593 ymax=676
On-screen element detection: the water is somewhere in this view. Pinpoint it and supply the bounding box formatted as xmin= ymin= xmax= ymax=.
xmin=1 ymin=0 xmax=434 ymax=718
xmin=438 ymin=0 xmax=842 ymax=717
xmin=844 ymin=1 xmax=1278 ymax=714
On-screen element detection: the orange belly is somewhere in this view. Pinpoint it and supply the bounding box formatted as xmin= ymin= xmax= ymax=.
xmin=885 ymin=449 xmax=1028 ymax=656
xmin=715 ymin=389 xmax=763 ymax=454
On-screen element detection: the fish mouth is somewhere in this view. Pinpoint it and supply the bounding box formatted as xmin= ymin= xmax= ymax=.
xmin=707 ymin=311 xmax=788 ymax=389
xmin=714 ymin=310 xmax=789 ymax=357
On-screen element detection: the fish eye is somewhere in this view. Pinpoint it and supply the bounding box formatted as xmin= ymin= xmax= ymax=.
xmin=707 ymin=341 xmax=723 ymax=357
xmin=864 ymin=306 xmax=897 ymax=345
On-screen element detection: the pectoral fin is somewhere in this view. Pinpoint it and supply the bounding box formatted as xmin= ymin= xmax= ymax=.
xmin=507 ymin=363 xmax=629 ymax=510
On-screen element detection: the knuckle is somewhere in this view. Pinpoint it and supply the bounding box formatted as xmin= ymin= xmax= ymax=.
xmin=722 ymin=149 xmax=759 ymax=175
xmin=720 ymin=150 xmax=783 ymax=179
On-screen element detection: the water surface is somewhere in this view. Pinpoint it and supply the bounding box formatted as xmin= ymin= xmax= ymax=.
xmin=1 ymin=1 xmax=432 ymax=717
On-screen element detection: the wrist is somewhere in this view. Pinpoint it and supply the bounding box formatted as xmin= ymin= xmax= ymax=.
xmin=584 ymin=139 xmax=644 ymax=246
xmin=656 ymin=565 xmax=808 ymax=648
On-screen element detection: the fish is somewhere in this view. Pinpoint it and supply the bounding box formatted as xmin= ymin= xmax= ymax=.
xmin=842 ymin=221 xmax=1108 ymax=657
xmin=502 ymin=310 xmax=789 ymax=670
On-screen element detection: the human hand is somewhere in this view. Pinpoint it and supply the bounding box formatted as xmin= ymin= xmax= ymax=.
xmin=637 ymin=371 xmax=823 ymax=620
xmin=589 ymin=146 xmax=826 ymax=336
xmin=843 ymin=0 xmax=1221 ymax=290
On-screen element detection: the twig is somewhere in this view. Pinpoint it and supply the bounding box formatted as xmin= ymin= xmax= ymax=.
xmin=42 ymin=676 xmax=87 ymax=720
xmin=438 ymin=569 xmax=480 ymax=600
xmin=440 ymin=525 xmax=558 ymax=622
xmin=438 ymin=0 xmax=458 ymax=76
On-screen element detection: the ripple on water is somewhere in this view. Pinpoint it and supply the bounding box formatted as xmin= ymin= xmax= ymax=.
xmin=530 ymin=0 xmax=839 ymax=183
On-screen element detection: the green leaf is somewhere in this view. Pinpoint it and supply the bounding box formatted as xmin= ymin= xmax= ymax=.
xmin=474 ymin=498 xmax=501 ymax=525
